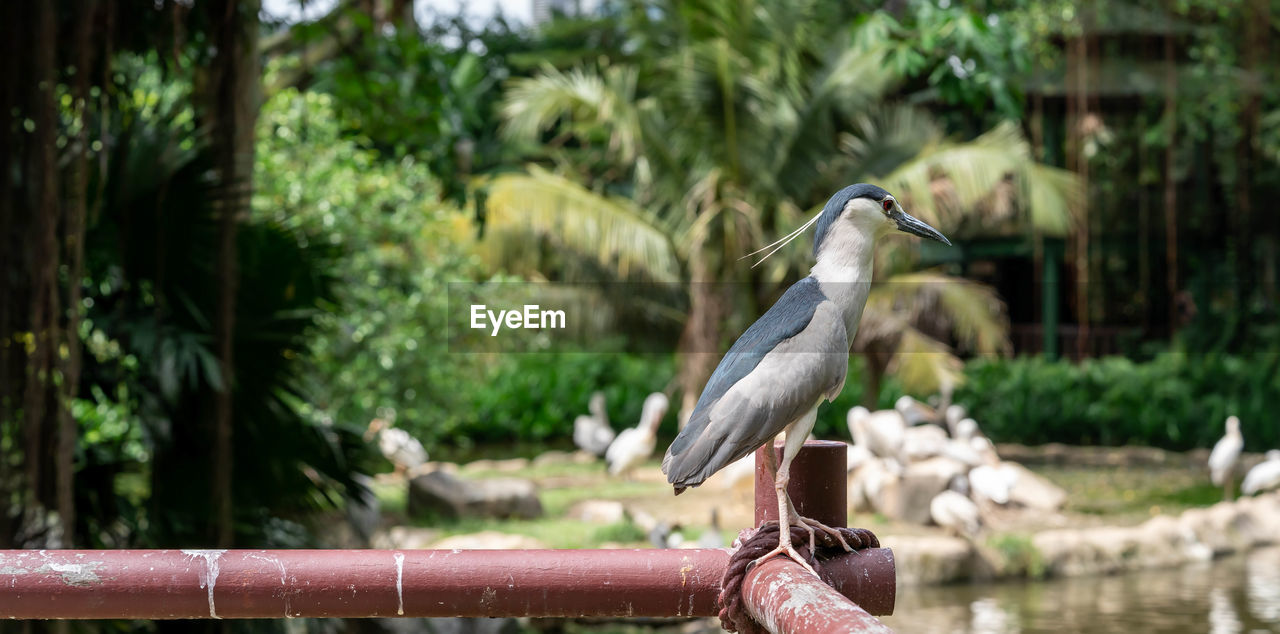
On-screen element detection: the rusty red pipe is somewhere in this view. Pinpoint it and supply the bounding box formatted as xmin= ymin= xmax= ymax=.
xmin=743 ymin=556 xmax=894 ymax=634
xmin=0 ymin=546 xmax=891 ymax=620
xmin=0 ymin=441 xmax=895 ymax=626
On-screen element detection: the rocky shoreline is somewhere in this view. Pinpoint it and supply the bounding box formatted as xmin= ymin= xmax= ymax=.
xmin=889 ymin=490 xmax=1280 ymax=585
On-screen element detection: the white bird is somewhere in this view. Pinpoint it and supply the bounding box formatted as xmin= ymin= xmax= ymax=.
xmin=1242 ymin=450 xmax=1280 ymax=496
xmin=849 ymin=456 xmax=902 ymax=514
xmin=1208 ymin=416 xmax=1244 ymax=499
xmin=847 ymin=406 xmax=905 ymax=460
xmin=954 ymin=417 xmax=980 ymax=441
xmin=901 ymin=424 xmax=949 ymax=463
xmin=937 ymin=418 xmax=986 ymax=465
xmin=573 ymin=391 xmax=616 ymax=456
xmin=364 ymin=418 xmax=428 ymax=476
xmin=606 ymin=393 xmax=670 ymax=477
xmin=944 ymin=404 xmax=967 ymax=437
xmin=846 ymin=441 xmax=873 ymax=472
xmin=969 ymin=464 xmax=1018 ymax=506
xmin=895 ymin=395 xmax=938 ymax=426
xmin=930 ymin=489 xmax=982 ymax=537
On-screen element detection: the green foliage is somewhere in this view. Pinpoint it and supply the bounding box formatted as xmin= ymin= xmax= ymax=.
xmin=293 ymin=12 xmax=537 ymax=202
xmin=956 ymin=354 xmax=1280 ymax=451
xmin=878 ymin=3 xmax=1031 ymax=123
xmin=74 ymin=62 xmax=369 ymax=548
xmin=986 ymin=533 xmax=1047 ymax=579
xmin=254 ymin=89 xmax=483 ymax=452
xmin=453 ymin=353 xmax=677 ymax=450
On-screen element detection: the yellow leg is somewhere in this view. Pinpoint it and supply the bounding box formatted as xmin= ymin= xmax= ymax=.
xmin=752 ymin=410 xmax=821 ymax=576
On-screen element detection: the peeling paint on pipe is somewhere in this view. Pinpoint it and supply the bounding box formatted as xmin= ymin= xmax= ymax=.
xmin=0 ymin=547 xmax=892 ymax=620
xmin=743 ymin=556 xmax=894 ymax=634
xmin=0 ymin=441 xmax=894 ymax=624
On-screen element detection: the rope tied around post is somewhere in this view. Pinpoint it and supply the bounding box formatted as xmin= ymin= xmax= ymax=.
xmin=716 ymin=522 xmax=880 ymax=633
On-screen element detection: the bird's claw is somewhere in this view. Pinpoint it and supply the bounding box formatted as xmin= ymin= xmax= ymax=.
xmin=800 ymin=517 xmax=855 ymax=552
xmin=752 ymin=540 xmax=820 ymax=577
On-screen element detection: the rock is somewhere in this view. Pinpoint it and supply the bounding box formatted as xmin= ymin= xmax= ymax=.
xmin=1032 ymin=523 xmax=1189 ymax=577
xmin=882 ymin=535 xmax=977 ymax=585
xmin=567 ymin=500 xmax=627 ymax=524
xmin=850 ymin=458 xmax=902 ymax=517
xmin=1004 ymin=463 xmax=1067 ymax=511
xmin=430 ymin=531 xmax=548 ymax=550
xmin=408 ymin=470 xmax=543 ymax=520
xmin=1027 ymin=494 xmax=1280 ymax=578
xmin=461 ymin=458 xmax=530 ymax=473
xmin=892 ymin=457 xmax=967 ymax=524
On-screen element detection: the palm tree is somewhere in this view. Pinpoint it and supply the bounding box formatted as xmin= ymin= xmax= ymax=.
xmin=482 ymin=3 xmax=1079 ymax=415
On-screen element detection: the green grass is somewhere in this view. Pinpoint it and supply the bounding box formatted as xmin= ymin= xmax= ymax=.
xmin=986 ymin=533 xmax=1047 ymax=579
xmin=367 ymin=460 xmax=670 ymax=549
xmin=1031 ymin=464 xmax=1227 ymax=519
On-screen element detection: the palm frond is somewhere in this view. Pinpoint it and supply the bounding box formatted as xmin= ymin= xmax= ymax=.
xmin=501 ymin=66 xmax=646 ymax=165
xmin=869 ymin=271 xmax=1012 ymax=355
xmin=887 ymin=326 xmax=967 ymax=395
xmin=873 ymin=121 xmax=1080 ymax=236
xmin=480 ymin=167 xmax=681 ymax=283
xmin=1022 ymin=162 xmax=1083 ymax=236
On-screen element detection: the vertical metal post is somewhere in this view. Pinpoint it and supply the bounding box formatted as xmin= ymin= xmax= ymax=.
xmin=745 ymin=439 xmax=895 ymax=632
xmin=754 ymin=439 xmax=848 ymax=528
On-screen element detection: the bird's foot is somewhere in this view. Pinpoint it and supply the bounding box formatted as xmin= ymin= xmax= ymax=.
xmin=800 ymin=517 xmax=855 ymax=552
xmin=751 ymin=525 xmax=819 ymax=577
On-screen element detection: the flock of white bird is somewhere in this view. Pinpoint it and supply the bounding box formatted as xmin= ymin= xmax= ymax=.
xmin=361 ymin=391 xmax=1280 ymax=538
xmin=573 ymin=391 xmax=670 ymax=478
xmin=1208 ymin=415 xmax=1280 ymax=499
xmin=844 ymin=397 xmax=1014 ymax=537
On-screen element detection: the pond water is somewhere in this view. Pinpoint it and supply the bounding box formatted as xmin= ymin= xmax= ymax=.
xmin=880 ymin=547 xmax=1280 ymax=633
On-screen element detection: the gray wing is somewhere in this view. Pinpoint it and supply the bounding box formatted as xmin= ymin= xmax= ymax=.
xmin=663 ymin=276 xmax=849 ymax=492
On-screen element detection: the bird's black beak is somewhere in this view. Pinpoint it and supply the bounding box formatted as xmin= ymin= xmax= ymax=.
xmin=891 ymin=207 xmax=951 ymax=246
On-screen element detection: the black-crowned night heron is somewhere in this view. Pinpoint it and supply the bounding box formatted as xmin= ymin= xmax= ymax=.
xmin=661 ymin=183 xmax=950 ymax=574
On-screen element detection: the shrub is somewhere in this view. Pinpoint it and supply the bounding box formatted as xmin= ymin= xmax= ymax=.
xmin=955 ymin=353 xmax=1280 ymax=451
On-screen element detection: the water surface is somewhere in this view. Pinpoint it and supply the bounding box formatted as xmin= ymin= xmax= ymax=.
xmin=880 ymin=547 xmax=1280 ymax=633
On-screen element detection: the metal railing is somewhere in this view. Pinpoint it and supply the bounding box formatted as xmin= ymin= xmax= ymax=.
xmin=0 ymin=441 xmax=895 ymax=631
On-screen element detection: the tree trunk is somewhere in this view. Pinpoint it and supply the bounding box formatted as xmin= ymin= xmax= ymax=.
xmin=22 ymin=0 xmax=63 ymax=527
xmin=1163 ymin=20 xmax=1179 ymax=336
xmin=54 ymin=0 xmax=99 ymax=548
xmin=676 ymin=248 xmax=725 ymax=429
xmin=203 ymin=0 xmax=261 ymax=548
xmin=1232 ymin=0 xmax=1266 ymax=341
xmin=860 ymin=347 xmax=892 ymax=409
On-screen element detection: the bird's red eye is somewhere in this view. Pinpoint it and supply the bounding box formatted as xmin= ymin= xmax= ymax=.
xmin=882 ymin=199 xmax=894 ymax=212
